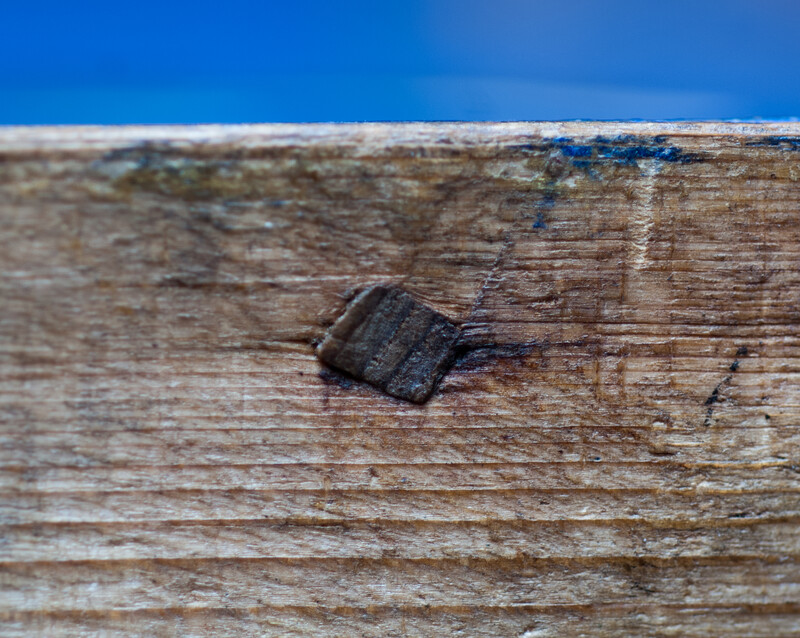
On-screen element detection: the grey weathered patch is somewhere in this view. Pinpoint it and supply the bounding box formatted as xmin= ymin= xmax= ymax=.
xmin=316 ymin=285 xmax=460 ymax=403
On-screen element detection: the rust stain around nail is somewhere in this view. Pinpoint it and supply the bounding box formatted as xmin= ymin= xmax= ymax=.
xmin=316 ymin=285 xmax=460 ymax=403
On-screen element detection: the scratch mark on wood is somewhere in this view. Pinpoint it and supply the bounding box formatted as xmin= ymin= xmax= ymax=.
xmin=631 ymin=160 xmax=659 ymax=270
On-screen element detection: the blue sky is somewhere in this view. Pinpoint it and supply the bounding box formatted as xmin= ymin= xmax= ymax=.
xmin=2 ymin=0 xmax=799 ymax=123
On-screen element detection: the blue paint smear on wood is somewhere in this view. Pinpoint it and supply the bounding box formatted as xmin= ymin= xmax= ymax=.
xmin=746 ymin=136 xmax=800 ymax=151
xmin=510 ymin=135 xmax=705 ymax=169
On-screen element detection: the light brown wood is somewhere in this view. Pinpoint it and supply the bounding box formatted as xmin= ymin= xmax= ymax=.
xmin=1 ymin=122 xmax=800 ymax=636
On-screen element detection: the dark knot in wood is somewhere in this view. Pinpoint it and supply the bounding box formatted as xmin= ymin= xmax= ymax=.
xmin=316 ymin=285 xmax=460 ymax=403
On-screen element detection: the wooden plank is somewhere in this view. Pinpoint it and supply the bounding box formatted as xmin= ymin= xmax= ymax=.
xmin=1 ymin=122 xmax=800 ymax=636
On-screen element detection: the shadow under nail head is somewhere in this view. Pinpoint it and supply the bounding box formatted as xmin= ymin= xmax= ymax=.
xmin=316 ymin=285 xmax=460 ymax=403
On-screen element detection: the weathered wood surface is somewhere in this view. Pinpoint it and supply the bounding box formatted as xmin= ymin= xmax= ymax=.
xmin=1 ymin=122 xmax=800 ymax=636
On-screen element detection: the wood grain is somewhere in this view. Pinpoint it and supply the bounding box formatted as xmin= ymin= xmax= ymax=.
xmin=1 ymin=122 xmax=800 ymax=636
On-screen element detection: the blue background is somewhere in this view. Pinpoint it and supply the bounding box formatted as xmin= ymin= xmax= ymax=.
xmin=2 ymin=0 xmax=799 ymax=124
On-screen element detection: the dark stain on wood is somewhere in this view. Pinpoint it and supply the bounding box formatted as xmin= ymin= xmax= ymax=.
xmin=316 ymin=285 xmax=460 ymax=403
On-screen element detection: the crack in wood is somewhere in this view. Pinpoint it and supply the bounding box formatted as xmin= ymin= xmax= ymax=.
xmin=703 ymin=346 xmax=749 ymax=427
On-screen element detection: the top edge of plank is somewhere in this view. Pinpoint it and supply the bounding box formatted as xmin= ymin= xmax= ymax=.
xmin=2 ymin=121 xmax=800 ymax=152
